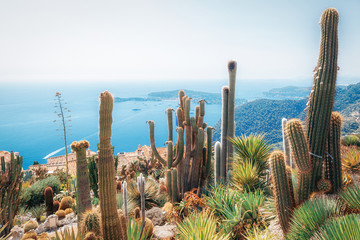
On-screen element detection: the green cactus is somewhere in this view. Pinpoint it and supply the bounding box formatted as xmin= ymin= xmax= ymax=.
xmin=285 ymin=119 xmax=312 ymax=205
xmin=214 ymin=141 xmax=221 ymax=187
xmin=282 ymin=118 xmax=292 ymax=167
xmin=98 ymin=91 xmax=125 ymax=240
xmin=122 ymin=181 xmax=128 ymax=220
xmin=269 ymin=151 xmax=294 ymax=233
xmin=306 ymin=8 xmax=339 ymax=192
xmin=71 ymin=140 xmax=92 ymax=222
xmin=0 ymin=151 xmax=23 ymax=236
xmin=148 ymin=90 xmax=213 ymax=201
xmin=44 ymin=186 xmax=54 ymax=216
xmin=326 ymin=112 xmax=342 ymax=193
xmin=82 ymin=210 xmax=101 ymax=236
xmin=137 ymin=174 xmax=146 ymax=235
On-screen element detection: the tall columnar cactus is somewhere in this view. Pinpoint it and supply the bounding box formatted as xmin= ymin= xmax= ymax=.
xmin=0 ymin=152 xmax=23 ymax=236
xmin=98 ymin=91 xmax=125 ymax=240
xmin=306 ymin=8 xmax=339 ymax=192
xmin=326 ymin=112 xmax=342 ymax=193
xmin=137 ymin=174 xmax=145 ymax=234
xmin=122 ymin=181 xmax=128 ymax=220
xmin=71 ymin=140 xmax=92 ymax=222
xmin=269 ymin=151 xmax=293 ymax=233
xmin=44 ymin=187 xmax=54 ymax=216
xmin=285 ymin=119 xmax=312 ymax=205
xmin=148 ymin=90 xmax=213 ymax=201
xmin=282 ymin=118 xmax=292 ymax=167
xmin=215 ymin=60 xmax=237 ymax=183
xmin=214 ymin=141 xmax=221 ymax=187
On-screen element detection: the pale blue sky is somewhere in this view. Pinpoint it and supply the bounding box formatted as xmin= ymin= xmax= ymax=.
xmin=0 ymin=0 xmax=359 ymax=83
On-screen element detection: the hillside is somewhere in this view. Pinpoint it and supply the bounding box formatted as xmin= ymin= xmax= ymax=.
xmin=115 ymin=89 xmax=246 ymax=105
xmin=214 ymin=82 xmax=360 ymax=144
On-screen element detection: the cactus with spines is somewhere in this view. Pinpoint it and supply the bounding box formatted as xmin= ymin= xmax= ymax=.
xmin=98 ymin=91 xmax=125 ymax=240
xmin=317 ymin=178 xmax=332 ymax=193
xmin=282 ymin=118 xmax=292 ymax=167
xmin=214 ymin=141 xmax=221 ymax=187
xmin=0 ymin=151 xmax=23 ymax=236
xmin=269 ymin=151 xmax=293 ymax=233
xmin=137 ymin=174 xmax=146 ymax=234
xmin=326 ymin=112 xmax=342 ymax=193
xmin=122 ymin=181 xmax=128 ymax=220
xmin=215 ymin=60 xmax=237 ymax=183
xmin=44 ymin=187 xmax=56 ymax=216
xmin=82 ymin=210 xmax=101 ymax=236
xmin=71 ymin=140 xmax=92 ymax=222
xmin=148 ymin=90 xmax=213 ymax=201
xmin=306 ymin=8 xmax=339 ymax=193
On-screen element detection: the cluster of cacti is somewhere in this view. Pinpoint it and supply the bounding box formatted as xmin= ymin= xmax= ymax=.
xmin=214 ymin=60 xmax=237 ymax=185
xmin=148 ymin=90 xmax=213 ymax=201
xmin=270 ymin=8 xmax=342 ymax=234
xmin=44 ymin=187 xmax=59 ymax=216
xmin=0 ymin=151 xmax=23 ymax=236
xmin=71 ymin=140 xmax=92 ymax=222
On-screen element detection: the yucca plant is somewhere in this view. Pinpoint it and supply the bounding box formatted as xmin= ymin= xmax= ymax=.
xmin=229 ymin=134 xmax=271 ymax=175
xmin=231 ymin=160 xmax=268 ymax=192
xmin=339 ymin=184 xmax=360 ymax=212
xmin=177 ymin=210 xmax=230 ymax=240
xmin=312 ymin=214 xmax=360 ymax=240
xmin=127 ymin=179 xmax=159 ymax=212
xmin=30 ymin=205 xmax=45 ymax=222
xmin=127 ymin=218 xmax=151 ymax=240
xmin=286 ymin=197 xmax=342 ymax=240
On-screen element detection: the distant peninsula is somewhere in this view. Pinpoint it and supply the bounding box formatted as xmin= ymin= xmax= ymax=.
xmin=115 ymin=89 xmax=246 ymax=105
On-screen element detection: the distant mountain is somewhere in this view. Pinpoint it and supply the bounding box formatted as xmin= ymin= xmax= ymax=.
xmin=262 ymin=86 xmax=311 ymax=99
xmin=115 ymin=89 xmax=246 ymax=105
xmin=214 ymin=82 xmax=360 ymax=144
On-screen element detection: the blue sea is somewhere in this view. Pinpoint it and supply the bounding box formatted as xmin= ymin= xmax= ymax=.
xmin=0 ymin=79 xmax=311 ymax=169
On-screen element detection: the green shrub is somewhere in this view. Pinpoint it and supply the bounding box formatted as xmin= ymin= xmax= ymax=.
xmin=341 ymin=134 xmax=360 ymax=146
xmin=21 ymin=176 xmax=61 ymax=208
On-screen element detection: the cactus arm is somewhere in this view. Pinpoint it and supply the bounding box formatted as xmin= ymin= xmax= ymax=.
xmin=184 ymin=98 xmax=191 ymax=125
xmin=269 ymin=151 xmax=293 ymax=233
xmin=205 ymin=127 xmax=213 ymax=178
xmin=214 ymin=141 xmax=221 ymax=186
xmin=328 ymin=112 xmax=342 ymax=193
xmin=171 ymin=169 xmax=178 ymax=202
xmin=282 ymin=118 xmax=292 ymax=167
xmin=195 ymin=106 xmax=200 ymax=125
xmin=221 ymin=86 xmax=229 ymax=180
xmin=148 ymin=120 xmax=166 ymax=165
xmin=176 ymin=108 xmax=184 ymax=128
xmin=179 ymin=90 xmax=185 ymax=110
xmin=190 ymin=117 xmax=198 ymax=133
xmin=306 ymin=8 xmax=339 ymax=192
xmin=166 ymin=141 xmax=173 ymax=169
xmin=173 ymin=127 xmax=184 ymax=167
xmin=166 ymin=108 xmax=173 ymax=142
xmin=226 ymin=60 xmax=237 ymax=164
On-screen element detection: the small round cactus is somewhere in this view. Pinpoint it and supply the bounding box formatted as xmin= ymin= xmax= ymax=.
xmin=21 ymin=230 xmax=37 ymax=240
xmin=53 ymin=200 xmax=60 ymax=212
xmin=24 ymin=220 xmax=38 ymax=233
xmin=82 ymin=210 xmax=101 ymax=236
xmin=59 ymin=196 xmax=74 ymax=210
xmin=55 ymin=210 xmax=66 ymax=220
xmin=64 ymin=208 xmax=73 ymax=215
xmin=317 ymin=178 xmax=332 ymax=193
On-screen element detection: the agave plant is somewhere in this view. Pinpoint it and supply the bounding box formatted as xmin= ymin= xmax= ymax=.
xmin=245 ymin=226 xmax=275 ymax=240
xmin=339 ymin=184 xmax=360 ymax=212
xmin=52 ymin=228 xmax=82 ymax=240
xmin=30 ymin=205 xmax=45 ymax=222
xmin=177 ymin=210 xmax=230 ymax=240
xmin=286 ymin=197 xmax=342 ymax=240
xmin=312 ymin=214 xmax=360 ymax=240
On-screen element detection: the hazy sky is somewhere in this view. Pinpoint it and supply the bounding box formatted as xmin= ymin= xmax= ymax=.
xmin=0 ymin=0 xmax=359 ymax=83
